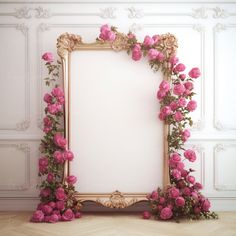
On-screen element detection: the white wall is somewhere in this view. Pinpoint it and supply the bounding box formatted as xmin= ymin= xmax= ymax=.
xmin=0 ymin=0 xmax=236 ymax=211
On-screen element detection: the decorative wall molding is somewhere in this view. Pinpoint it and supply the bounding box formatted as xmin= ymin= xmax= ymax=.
xmin=214 ymin=144 xmax=236 ymax=191
xmin=100 ymin=7 xmax=116 ymax=18
xmin=0 ymin=24 xmax=30 ymax=131
xmin=127 ymin=7 xmax=144 ymax=19
xmin=213 ymin=23 xmax=236 ymax=131
xmin=0 ymin=143 xmax=30 ymax=191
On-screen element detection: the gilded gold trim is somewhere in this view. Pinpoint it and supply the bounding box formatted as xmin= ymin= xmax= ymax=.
xmin=57 ymin=32 xmax=177 ymax=208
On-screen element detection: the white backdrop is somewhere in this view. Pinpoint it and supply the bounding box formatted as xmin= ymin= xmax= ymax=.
xmin=0 ymin=0 xmax=236 ymax=211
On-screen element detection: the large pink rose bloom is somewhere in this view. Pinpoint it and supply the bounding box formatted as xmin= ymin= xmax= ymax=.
xmin=132 ymin=44 xmax=142 ymax=61
xmin=184 ymin=149 xmax=196 ymax=162
xmin=99 ymin=24 xmax=116 ymax=41
xmin=160 ymin=207 xmax=173 ymax=220
xmin=173 ymin=83 xmax=185 ymax=96
xmin=42 ymin=52 xmax=54 ymax=62
xmin=169 ymin=187 xmax=180 ymax=198
xmin=31 ymin=210 xmax=44 ymax=222
xmin=55 ymin=187 xmax=67 ymax=201
xmin=62 ymin=209 xmax=75 ymax=221
xmin=189 ymin=67 xmax=201 ymax=78
xmin=53 ymin=133 xmax=67 ymax=149
xmin=186 ymin=100 xmax=197 ymax=111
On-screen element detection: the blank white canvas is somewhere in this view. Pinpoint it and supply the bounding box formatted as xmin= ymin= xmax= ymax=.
xmin=70 ymin=50 xmax=163 ymax=193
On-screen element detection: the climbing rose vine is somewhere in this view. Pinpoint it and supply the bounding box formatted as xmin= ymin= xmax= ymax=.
xmin=31 ymin=24 xmax=218 ymax=223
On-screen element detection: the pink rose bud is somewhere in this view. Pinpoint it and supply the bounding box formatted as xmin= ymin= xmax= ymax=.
xmin=42 ymin=52 xmax=54 ymax=62
xmin=43 ymin=93 xmax=52 ymax=103
xmin=186 ymin=175 xmax=196 ymax=184
xmin=147 ymin=48 xmax=159 ymax=60
xmin=201 ymin=199 xmax=211 ymax=212
xmin=64 ymin=150 xmax=74 ymax=161
xmin=142 ymin=211 xmax=151 ymax=219
xmin=132 ymin=44 xmax=142 ymax=61
xmin=186 ymin=100 xmax=197 ymax=111
xmin=188 ymin=67 xmax=201 ymax=78
xmin=152 ymin=35 xmax=160 ymax=44
xmin=184 ymin=81 xmax=194 ymax=90
xmin=173 ymin=83 xmax=186 ymax=96
xmin=47 ymin=173 xmax=54 ymax=183
xmin=179 ymin=74 xmax=186 ymax=80
xmin=150 ymin=191 xmax=158 ymax=200
xmin=173 ymin=63 xmax=186 ymax=73
xmin=143 ymin=35 xmax=154 ymax=47
xmin=66 ymin=175 xmax=77 ymax=185
xmin=184 ymin=149 xmax=196 ymax=162
xmin=75 ymin=212 xmax=82 ymax=218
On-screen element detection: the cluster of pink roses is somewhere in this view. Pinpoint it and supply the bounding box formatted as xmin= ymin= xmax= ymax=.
xmin=99 ymin=24 xmax=116 ymax=41
xmin=32 ymin=53 xmax=80 ymax=223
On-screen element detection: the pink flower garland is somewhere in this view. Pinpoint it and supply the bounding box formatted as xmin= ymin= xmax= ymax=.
xmin=32 ymin=25 xmax=218 ymax=223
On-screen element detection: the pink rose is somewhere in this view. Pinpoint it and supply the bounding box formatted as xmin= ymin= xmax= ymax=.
xmin=194 ymin=182 xmax=203 ymax=190
xmin=43 ymin=116 xmax=52 ymax=127
xmin=99 ymin=24 xmax=116 ymax=41
xmin=176 ymin=161 xmax=185 ymax=170
xmin=186 ymin=100 xmax=197 ymax=111
xmin=178 ymin=97 xmax=187 ymax=107
xmin=160 ymin=207 xmax=173 ymax=220
xmin=147 ymin=49 xmax=159 ymax=60
xmin=62 ymin=209 xmax=75 ymax=221
xmin=150 ymin=191 xmax=158 ymax=200
xmin=181 ymin=169 xmax=188 ymax=177
xmin=48 ymin=214 xmax=59 ymax=223
xmin=159 ymin=197 xmax=165 ymax=205
xmin=184 ymin=81 xmax=194 ymax=90
xmin=171 ymin=169 xmax=181 ymax=180
xmin=157 ymin=52 xmax=165 ymax=61
xmin=40 ymin=188 xmax=51 ymax=198
xmin=179 ymin=74 xmax=186 ymax=80
xmin=42 ymin=205 xmax=53 ymax=215
xmin=66 ymin=175 xmax=77 ymax=185
xmin=55 ymin=187 xmax=67 ymax=201
xmin=152 ymin=35 xmax=160 ymax=44
xmin=194 ymin=207 xmax=201 ymax=214
xmin=169 ymin=55 xmax=179 ymax=65
xmin=47 ymin=103 xmax=62 ymax=115
xmin=186 ymin=175 xmax=195 ymax=184
xmin=52 ymin=210 xmax=62 ymax=221
xmin=157 ymin=90 xmax=166 ymax=100
xmin=132 ymin=44 xmax=142 ymax=61
xmin=31 ymin=210 xmax=44 ymax=222
xmin=52 ymin=87 xmax=64 ymax=98
xmin=173 ymin=83 xmax=185 ymax=96
xmin=184 ymin=149 xmax=196 ymax=162
xmin=159 ymin=80 xmax=170 ymax=92
xmin=169 ymin=187 xmax=180 ymax=198
xmin=158 ymin=112 xmax=165 ymax=121
xmin=161 ymin=106 xmax=171 ymax=117
xmin=175 ymin=197 xmax=185 ymax=207
xmin=43 ymin=127 xmax=51 ymax=133
xmin=174 ymin=111 xmax=184 ymax=122
xmin=53 ymin=151 xmax=64 ymax=164
xmin=188 ymin=67 xmax=201 ymax=78
xmin=142 ymin=211 xmax=151 ymax=219
xmin=54 ymin=133 xmax=67 ymax=149
xmin=170 ymin=101 xmax=178 ymax=111
xmin=184 ymin=89 xmax=191 ymax=96
xmin=143 ymin=35 xmax=154 ymax=47
xmin=75 ymin=212 xmax=82 ymax=218
xmin=182 ymin=129 xmax=191 ymax=142
xmin=42 ymin=52 xmax=54 ymax=62
xmin=47 ymin=173 xmax=54 ymax=183
xmin=127 ymin=32 xmax=136 ymax=39
xmin=170 ymin=153 xmax=181 ymax=163
xmin=63 ymin=150 xmax=74 ymax=161
xmin=173 ymin=63 xmax=186 ymax=73
xmin=183 ymin=187 xmax=191 ymax=196
xmin=43 ymin=93 xmax=52 ymax=103
xmin=56 ymin=201 xmax=65 ymax=211
xmin=48 ymin=201 xmax=56 ymax=209
xmin=201 ymin=199 xmax=211 ymax=211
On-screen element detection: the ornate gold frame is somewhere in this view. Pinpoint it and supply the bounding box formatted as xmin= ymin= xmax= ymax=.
xmin=57 ymin=32 xmax=178 ymax=209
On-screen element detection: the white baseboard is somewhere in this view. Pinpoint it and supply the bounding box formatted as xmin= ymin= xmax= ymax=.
xmin=0 ymin=197 xmax=236 ymax=212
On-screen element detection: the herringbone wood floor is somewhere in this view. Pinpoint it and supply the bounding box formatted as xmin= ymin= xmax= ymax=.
xmin=0 ymin=212 xmax=236 ymax=236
